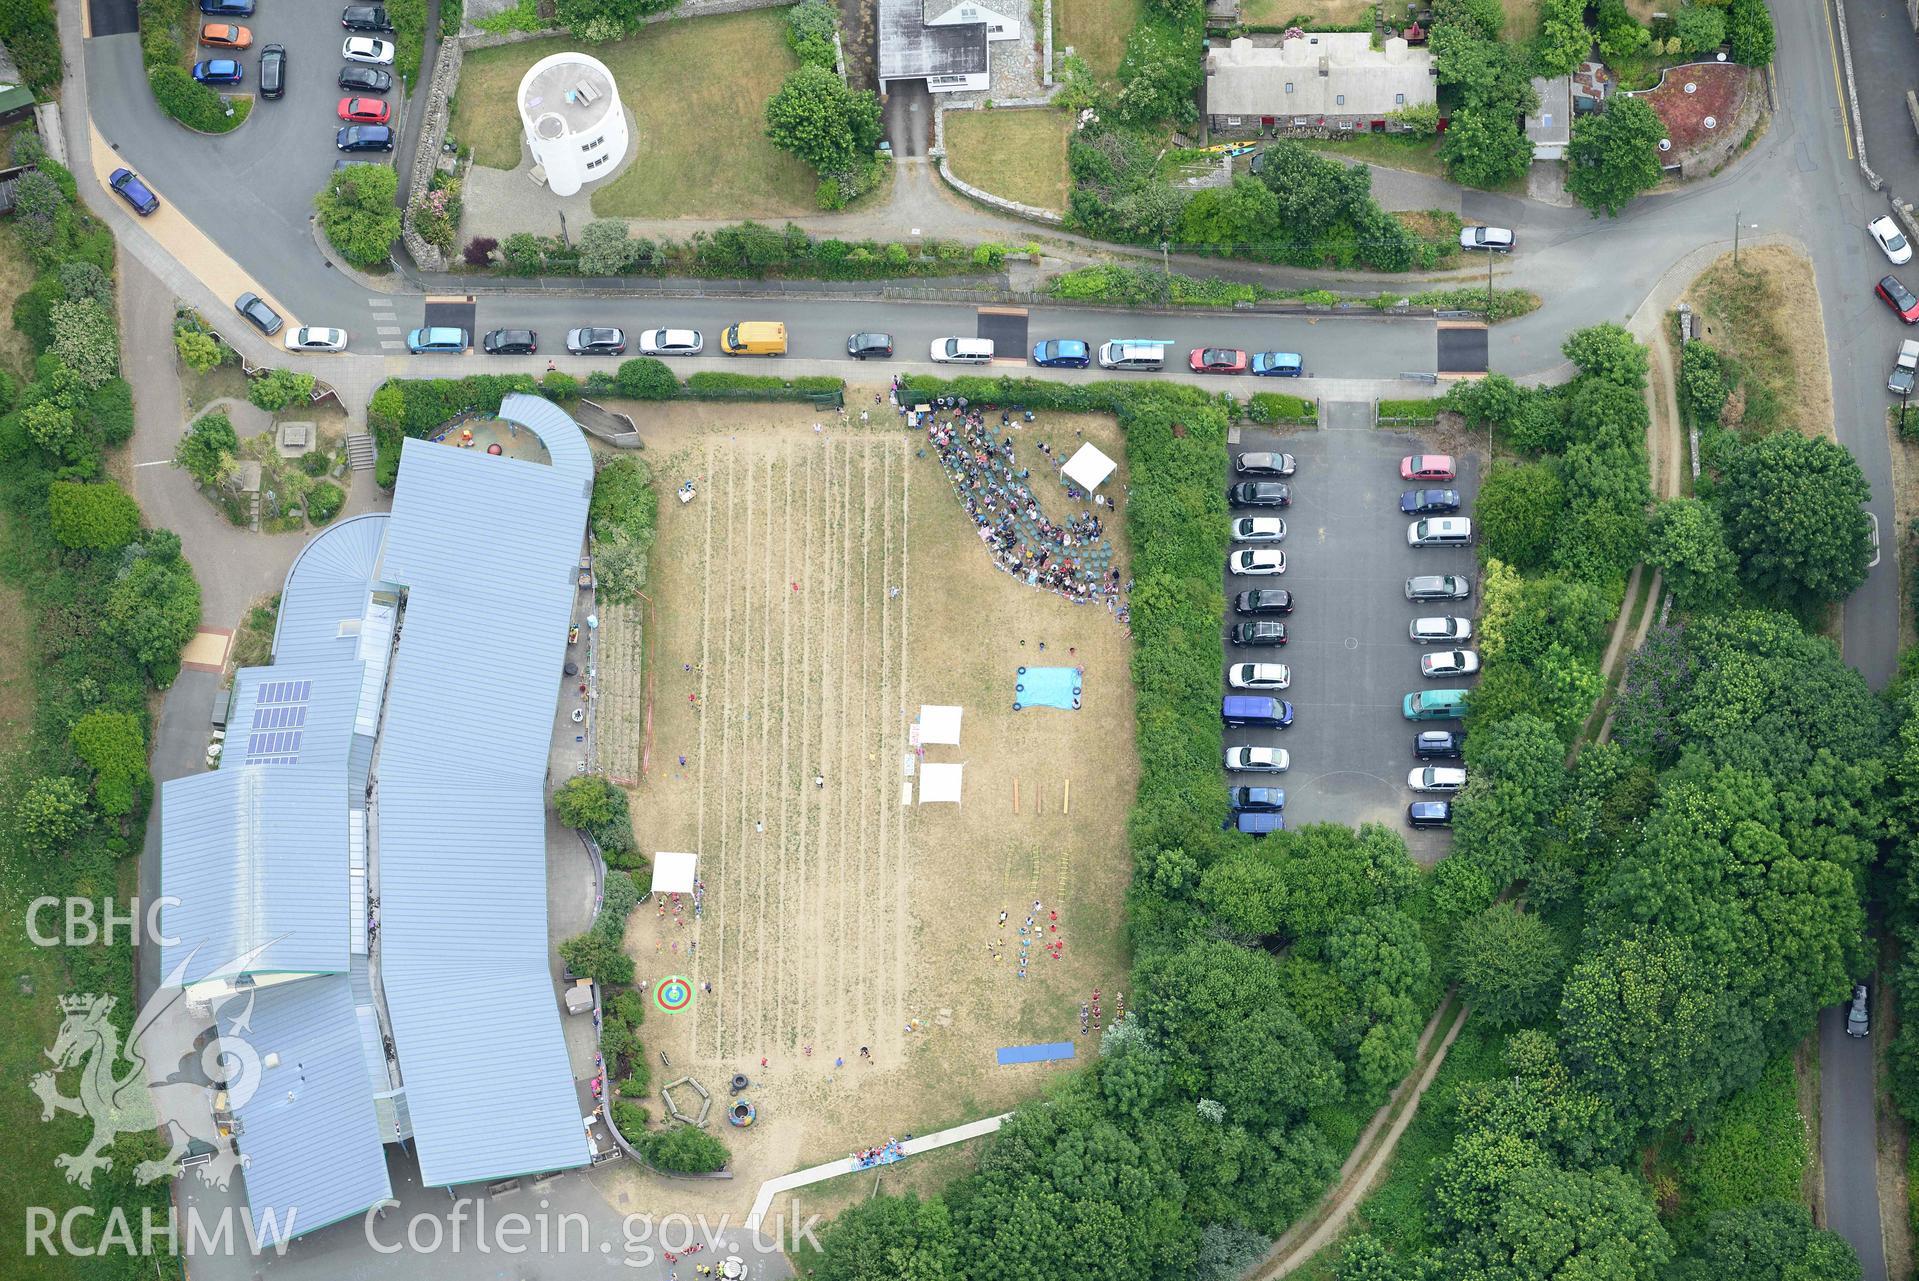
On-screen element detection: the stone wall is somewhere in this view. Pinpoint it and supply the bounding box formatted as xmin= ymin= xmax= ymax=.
xmin=931 ymin=102 xmax=1065 ymax=226
xmin=1675 ymin=68 xmax=1767 ymax=181
xmin=402 ymin=37 xmax=463 ymax=271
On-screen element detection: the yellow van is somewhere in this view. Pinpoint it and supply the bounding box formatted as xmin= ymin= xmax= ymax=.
xmin=719 ymin=321 xmax=787 ymax=356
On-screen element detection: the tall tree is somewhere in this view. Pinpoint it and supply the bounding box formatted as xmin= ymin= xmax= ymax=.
xmin=763 ymin=64 xmax=883 ymax=178
xmin=1713 ymin=430 xmax=1872 ymax=613
xmin=1567 ymin=98 xmax=1666 ymax=216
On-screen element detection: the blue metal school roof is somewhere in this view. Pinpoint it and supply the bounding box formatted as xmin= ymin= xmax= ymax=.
xmin=273 ymin=513 xmax=389 ymax=664
xmin=235 ymin=974 xmax=393 ymax=1247
xmin=370 ymin=398 xmax=594 ymax=1185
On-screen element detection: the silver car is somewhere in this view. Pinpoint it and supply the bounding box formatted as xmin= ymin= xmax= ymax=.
xmin=1409 ymin=615 xmax=1472 ymax=644
xmin=1847 ymin=984 xmax=1870 ymax=1037
xmin=638 ymin=327 xmax=703 ymax=356
xmin=1224 ymin=745 xmax=1289 ymax=773
xmin=1231 ymin=516 xmax=1287 ymax=543
xmin=1408 ymin=766 xmax=1467 ymax=793
xmin=1406 ymin=574 xmax=1471 ymax=602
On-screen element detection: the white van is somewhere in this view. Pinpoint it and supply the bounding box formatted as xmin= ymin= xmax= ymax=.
xmin=1407 ymin=516 xmax=1474 ymax=548
xmin=931 ymin=336 xmax=994 ymax=364
xmin=1097 ymin=340 xmax=1165 ymax=371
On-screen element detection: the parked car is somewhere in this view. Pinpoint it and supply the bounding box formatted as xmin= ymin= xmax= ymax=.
xmin=1848 ymin=984 xmax=1871 ymax=1037
xmin=199 ymin=22 xmax=251 ymax=46
xmin=1894 ymin=340 xmax=1919 ymax=396
xmin=1408 ymin=766 xmax=1467 ymax=793
xmin=1234 ymin=588 xmax=1293 ymax=615
xmin=235 ymin=292 xmax=282 ymax=336
xmin=1231 ymin=516 xmax=1286 ymax=543
xmin=1408 ymin=516 xmax=1474 ymax=547
xmin=198 ymin=0 xmax=253 ymax=15
xmin=638 ymin=327 xmax=703 ymax=356
xmin=338 ymin=64 xmax=392 ymax=92
xmin=1189 ymin=347 xmax=1248 ymax=375
xmin=1032 ymin=339 xmax=1090 ymax=368
xmin=1228 ymin=549 xmax=1286 ymax=576
xmin=1250 ymin=351 xmax=1302 ymax=377
xmin=1406 ymin=574 xmax=1471 ymax=601
xmin=107 ymin=168 xmax=159 ymax=216
xmin=1224 ymin=745 xmax=1289 ymax=773
xmin=405 ymin=326 xmax=468 ymax=354
xmin=1229 ymin=481 xmax=1290 ymax=508
xmin=1222 ymin=695 xmax=1293 ymax=728
xmin=1413 ymin=730 xmax=1464 ymax=759
xmin=1409 ymin=615 xmax=1472 ymax=644
xmin=1879 ymin=275 xmax=1919 ymax=324
xmin=566 ymin=327 xmax=626 ymax=355
xmin=285 ymin=326 xmax=348 ymax=352
xmin=1407 ymin=800 xmax=1452 ymax=829
xmin=342 ymin=4 xmax=394 ymax=29
xmin=482 ymin=328 xmax=538 ymax=355
xmin=259 ymin=43 xmax=285 ymax=98
xmin=1235 ymin=451 xmax=1296 ymax=476
xmin=1228 ymin=662 xmax=1290 ymax=691
xmin=931 ymin=336 xmax=993 ymax=363
xmin=1400 ymin=454 xmax=1457 ymax=481
xmin=1232 ymin=809 xmax=1286 ymax=836
xmin=1399 ymin=488 xmax=1460 ymax=515
xmin=1228 ymin=786 xmax=1285 ymax=812
xmin=1459 ymin=225 xmax=1515 ymax=252
xmin=192 ymin=58 xmax=243 ymax=84
xmin=336 ymin=124 xmax=394 ymax=152
xmin=1096 ymin=340 xmax=1166 ymax=372
xmin=1228 ymin=620 xmax=1287 ymax=647
xmin=1871 ymin=215 xmax=1914 ymax=266
xmin=1420 ymin=649 xmax=1480 ymax=678
xmin=342 ymin=36 xmax=395 ymax=63
xmin=338 ymin=97 xmax=391 ymax=124
xmin=846 ymin=332 xmax=893 ymax=360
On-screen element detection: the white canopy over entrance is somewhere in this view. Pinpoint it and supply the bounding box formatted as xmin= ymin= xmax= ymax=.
xmin=919 ymin=705 xmax=963 ymax=745
xmin=919 ymin=763 xmax=965 ymax=805
xmin=650 ymin=851 xmax=699 ymax=894
xmin=1061 ymin=443 xmax=1117 ymax=491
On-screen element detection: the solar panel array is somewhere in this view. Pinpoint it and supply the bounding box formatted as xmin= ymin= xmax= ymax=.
xmin=247 ymin=680 xmax=313 ymax=765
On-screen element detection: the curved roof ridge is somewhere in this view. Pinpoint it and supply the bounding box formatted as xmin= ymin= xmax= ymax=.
xmin=496 ymin=393 xmax=594 ymax=492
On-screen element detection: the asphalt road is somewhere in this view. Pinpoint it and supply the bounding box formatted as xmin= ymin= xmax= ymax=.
xmin=1224 ymin=410 xmax=1478 ymax=858
xmin=1821 ymin=998 xmax=1887 ymax=1281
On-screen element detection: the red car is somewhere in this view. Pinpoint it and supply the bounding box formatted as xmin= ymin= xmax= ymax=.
xmin=1400 ymin=454 xmax=1457 ymax=481
xmin=1879 ymin=275 xmax=1919 ymax=324
xmin=337 ymin=96 xmax=391 ymax=124
xmin=1189 ymin=347 xmax=1249 ymax=375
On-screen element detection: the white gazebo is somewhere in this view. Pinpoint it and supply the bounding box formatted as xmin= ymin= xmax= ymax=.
xmin=918 ymin=705 xmax=963 ymax=746
xmin=1062 ymin=443 xmax=1117 ymax=491
xmin=650 ymin=851 xmax=699 ymax=895
xmin=918 ymin=763 xmax=965 ymax=805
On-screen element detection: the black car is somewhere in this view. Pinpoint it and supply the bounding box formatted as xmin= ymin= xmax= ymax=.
xmin=342 ymin=4 xmax=394 ymax=28
xmin=198 ymin=0 xmax=252 ymax=13
xmin=259 ymin=43 xmax=285 ymax=98
xmin=1408 ymin=800 xmax=1452 ymax=829
xmin=1229 ymin=481 xmax=1290 ymax=508
xmin=235 ymin=292 xmax=282 ymax=336
xmin=338 ymin=64 xmax=393 ymax=92
xmin=337 ymin=124 xmax=394 ymax=152
xmin=1399 ymin=488 xmax=1461 ymax=516
xmin=1413 ymin=730 xmax=1463 ymax=760
xmin=482 ymin=329 xmax=538 ymax=355
xmin=1233 ymin=588 xmax=1293 ymax=616
xmin=1229 ymin=621 xmax=1286 ymax=647
xmin=846 ymin=332 xmax=893 ymax=360
xmin=1228 ymin=786 xmax=1285 ymax=813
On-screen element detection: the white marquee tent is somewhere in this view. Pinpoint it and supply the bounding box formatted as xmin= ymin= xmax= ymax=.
xmin=1061 ymin=443 xmax=1117 ymax=491
xmin=919 ymin=762 xmax=965 ymax=805
xmin=919 ymin=705 xmax=963 ymax=745
xmin=650 ymin=851 xmax=699 ymax=894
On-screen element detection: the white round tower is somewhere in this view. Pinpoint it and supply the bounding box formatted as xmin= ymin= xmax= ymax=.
xmin=516 ymin=51 xmax=628 ymax=198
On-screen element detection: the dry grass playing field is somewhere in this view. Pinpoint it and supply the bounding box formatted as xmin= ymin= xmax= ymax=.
xmin=1056 ymin=0 xmax=1142 ymax=79
xmin=943 ymin=108 xmax=1073 ymax=214
xmin=1682 ymin=244 xmax=1834 ymax=443
xmin=587 ymin=398 xmax=1138 ymax=1224
xmin=1241 ymin=0 xmax=1374 ymax=26
xmin=451 ymin=10 xmax=818 ymax=218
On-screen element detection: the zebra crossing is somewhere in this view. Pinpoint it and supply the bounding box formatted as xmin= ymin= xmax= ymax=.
xmin=368 ymin=295 xmax=405 ymax=351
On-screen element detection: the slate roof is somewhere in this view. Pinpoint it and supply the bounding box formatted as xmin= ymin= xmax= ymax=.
xmin=878 ymin=0 xmax=986 ymax=81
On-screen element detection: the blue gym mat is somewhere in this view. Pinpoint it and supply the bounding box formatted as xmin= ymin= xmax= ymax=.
xmin=1013 ymin=666 xmax=1082 ymax=711
xmin=997 ymin=1041 xmax=1077 ymax=1065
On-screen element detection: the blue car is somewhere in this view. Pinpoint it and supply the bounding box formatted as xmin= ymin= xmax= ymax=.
xmin=199 ymin=0 xmax=253 ymax=12
xmin=192 ymin=59 xmax=244 ymax=84
xmin=1250 ymin=351 xmax=1303 ymax=377
xmin=406 ymin=327 xmax=469 ymax=354
xmin=108 ymin=168 xmax=159 ymax=216
xmin=1032 ymin=338 xmax=1090 ymax=369
xmin=1232 ymin=810 xmax=1285 ymax=836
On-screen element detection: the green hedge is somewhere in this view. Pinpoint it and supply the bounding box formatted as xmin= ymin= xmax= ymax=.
xmin=1377 ymin=398 xmax=1439 ymax=424
xmin=3 ymin=0 xmax=62 ymax=92
xmin=1246 ymin=392 xmax=1314 ymax=424
xmin=148 ymin=65 xmax=251 ymax=133
xmin=387 ymin=0 xmax=427 ymax=88
xmin=681 ymin=371 xmax=844 ymax=401
xmin=494 ymin=220 xmax=1004 ymax=282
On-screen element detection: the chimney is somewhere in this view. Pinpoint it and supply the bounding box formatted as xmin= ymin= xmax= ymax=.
xmin=1383 ymin=35 xmax=1408 ymax=62
xmin=1318 ymin=54 xmax=1328 ymax=77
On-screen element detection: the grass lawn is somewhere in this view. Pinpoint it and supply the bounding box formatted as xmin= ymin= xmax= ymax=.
xmin=1057 ymin=0 xmax=1141 ymax=80
xmin=1684 ymin=245 xmax=1834 ymax=442
xmin=944 ymin=108 xmax=1072 ymax=213
xmin=1242 ymin=0 xmax=1374 ymax=26
xmin=452 ymin=10 xmax=819 ymax=219
xmin=1300 ymin=131 xmax=1447 ymax=177
xmin=1499 ymin=0 xmax=1539 ymax=40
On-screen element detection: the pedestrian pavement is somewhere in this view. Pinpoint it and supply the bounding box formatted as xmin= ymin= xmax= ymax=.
xmin=741 ymin=1112 xmax=1012 ymax=1233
